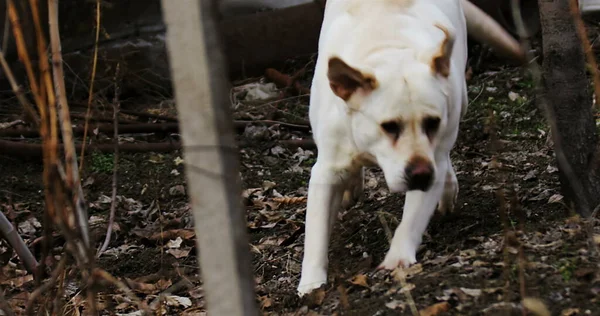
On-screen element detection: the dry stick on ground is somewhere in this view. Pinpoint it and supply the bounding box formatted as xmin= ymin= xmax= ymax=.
xmin=97 ymin=64 xmax=121 ymax=257
xmin=49 ymin=0 xmax=91 ymax=250
xmin=0 ymin=49 xmax=39 ymax=126
xmin=79 ymin=0 xmax=102 ymax=172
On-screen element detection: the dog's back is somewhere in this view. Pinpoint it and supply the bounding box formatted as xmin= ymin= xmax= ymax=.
xmin=316 ymin=0 xmax=467 ymax=73
xmin=311 ymin=0 xmax=469 ymax=131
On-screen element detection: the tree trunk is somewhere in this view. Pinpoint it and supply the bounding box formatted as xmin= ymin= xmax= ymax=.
xmin=538 ymin=0 xmax=600 ymax=216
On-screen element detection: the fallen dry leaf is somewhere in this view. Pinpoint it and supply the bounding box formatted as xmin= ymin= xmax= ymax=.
xmin=125 ymin=278 xmax=172 ymax=295
xmin=349 ymin=274 xmax=369 ymax=288
xmin=385 ymin=299 xmax=405 ymax=311
xmin=460 ymin=287 xmax=482 ymax=297
xmin=1 ymin=274 xmax=33 ymax=287
xmin=419 ymin=302 xmax=450 ymax=316
xmin=149 ymin=229 xmax=195 ymax=241
xmin=399 ymin=283 xmax=416 ymax=293
xmin=522 ymin=297 xmax=551 ymax=316
xmin=181 ymin=307 xmax=206 ymax=316
xmin=306 ymin=288 xmax=326 ymax=307
xmin=272 ymin=196 xmax=307 ymax=204
xmin=561 ymin=308 xmax=581 ymax=316
xmin=167 ymin=237 xmax=183 ymax=249
xmin=167 ymin=248 xmax=191 ymax=258
xmin=165 ymin=295 xmax=193 ymax=308
xmin=115 ymin=302 xmax=131 ymax=311
xmin=337 ymin=285 xmax=350 ymax=309
xmin=259 ymin=295 xmax=273 ymax=309
xmin=404 ymin=263 xmax=423 ymax=277
xmin=548 ymin=194 xmax=564 ymax=204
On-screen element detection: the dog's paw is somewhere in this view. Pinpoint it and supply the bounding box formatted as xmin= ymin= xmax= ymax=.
xmin=378 ymin=247 xmax=417 ymax=270
xmin=437 ymin=175 xmax=458 ymax=215
xmin=437 ymin=190 xmax=457 ymax=215
xmin=341 ymin=189 xmax=358 ymax=209
xmin=297 ymin=279 xmax=327 ymax=297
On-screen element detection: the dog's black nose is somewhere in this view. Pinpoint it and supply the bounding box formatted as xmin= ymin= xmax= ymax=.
xmin=405 ymin=159 xmax=433 ymax=191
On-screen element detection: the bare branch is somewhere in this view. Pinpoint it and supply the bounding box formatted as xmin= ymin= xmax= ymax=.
xmin=97 ymin=64 xmax=121 ymax=257
xmin=79 ymin=0 xmax=102 ymax=173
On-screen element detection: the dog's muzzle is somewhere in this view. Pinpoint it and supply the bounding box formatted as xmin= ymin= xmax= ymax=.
xmin=405 ymin=158 xmax=434 ymax=191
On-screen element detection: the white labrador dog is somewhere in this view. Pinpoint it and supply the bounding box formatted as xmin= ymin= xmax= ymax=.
xmin=298 ymin=0 xmax=524 ymax=295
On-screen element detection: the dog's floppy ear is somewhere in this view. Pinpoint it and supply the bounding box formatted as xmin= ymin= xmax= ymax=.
xmin=431 ymin=25 xmax=455 ymax=77
xmin=328 ymin=57 xmax=378 ymax=101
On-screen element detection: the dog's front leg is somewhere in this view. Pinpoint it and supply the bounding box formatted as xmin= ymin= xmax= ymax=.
xmin=298 ymin=160 xmax=345 ymax=296
xmin=380 ymin=157 xmax=448 ymax=269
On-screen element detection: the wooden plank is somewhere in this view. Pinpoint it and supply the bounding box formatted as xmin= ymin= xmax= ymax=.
xmin=160 ymin=1 xmax=258 ymax=315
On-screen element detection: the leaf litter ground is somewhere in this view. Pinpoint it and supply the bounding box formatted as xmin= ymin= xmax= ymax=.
xmin=0 ymin=55 xmax=599 ymax=315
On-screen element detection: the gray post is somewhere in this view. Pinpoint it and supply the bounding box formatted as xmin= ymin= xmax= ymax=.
xmin=160 ymin=1 xmax=258 ymax=315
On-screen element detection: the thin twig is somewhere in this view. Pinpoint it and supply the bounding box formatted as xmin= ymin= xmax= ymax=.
xmin=586 ymin=203 xmax=600 ymax=257
xmin=7 ymin=0 xmax=43 ymax=105
xmin=0 ymin=210 xmax=38 ymax=274
xmin=79 ymin=0 xmax=102 ymax=172
xmin=377 ymin=212 xmax=393 ymax=242
xmin=512 ymin=190 xmax=528 ymax=316
xmin=29 ymin=0 xmax=57 ymax=140
xmin=0 ymin=49 xmax=40 ymax=126
xmin=26 ymin=256 xmax=67 ymax=314
xmin=48 ymin=0 xmax=91 ymax=248
xmin=2 ymin=8 xmax=9 ymax=52
xmin=97 ymin=64 xmax=121 ymax=257
xmin=393 ymin=268 xmax=418 ymax=316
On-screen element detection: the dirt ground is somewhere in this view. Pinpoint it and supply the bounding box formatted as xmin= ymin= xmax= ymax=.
xmin=1 ymin=44 xmax=600 ymax=315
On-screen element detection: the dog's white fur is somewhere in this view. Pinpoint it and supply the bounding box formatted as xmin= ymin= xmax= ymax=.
xmin=298 ymin=0 xmax=523 ymax=295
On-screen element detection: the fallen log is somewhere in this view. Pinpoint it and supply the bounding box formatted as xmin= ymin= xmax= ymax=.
xmin=0 ymin=139 xmax=182 ymax=159
xmin=0 ymin=120 xmax=310 ymax=138
xmin=0 ymin=123 xmax=179 ymax=138
xmin=119 ymin=109 xmax=178 ymax=122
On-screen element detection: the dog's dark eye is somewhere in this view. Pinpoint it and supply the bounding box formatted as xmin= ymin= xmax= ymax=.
xmin=380 ymin=121 xmax=403 ymax=140
xmin=423 ymin=116 xmax=441 ymax=138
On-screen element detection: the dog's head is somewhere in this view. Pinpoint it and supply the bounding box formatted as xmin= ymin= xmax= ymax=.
xmin=327 ymin=25 xmax=455 ymax=192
